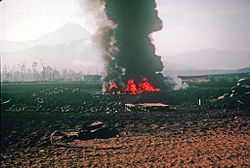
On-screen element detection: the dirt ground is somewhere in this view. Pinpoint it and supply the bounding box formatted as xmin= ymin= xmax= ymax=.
xmin=1 ymin=132 xmax=249 ymax=167
xmin=1 ymin=109 xmax=250 ymax=167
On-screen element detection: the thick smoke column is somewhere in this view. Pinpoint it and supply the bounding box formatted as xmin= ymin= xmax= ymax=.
xmin=80 ymin=0 xmax=166 ymax=89
xmin=104 ymin=0 xmax=166 ymax=89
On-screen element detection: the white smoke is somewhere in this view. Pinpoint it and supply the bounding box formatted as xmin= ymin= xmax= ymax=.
xmin=78 ymin=0 xmax=117 ymax=80
xmin=78 ymin=0 xmax=114 ymax=34
xmin=168 ymin=75 xmax=189 ymax=90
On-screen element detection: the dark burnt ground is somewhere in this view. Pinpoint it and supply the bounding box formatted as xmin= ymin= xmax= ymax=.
xmin=1 ymin=82 xmax=250 ymax=167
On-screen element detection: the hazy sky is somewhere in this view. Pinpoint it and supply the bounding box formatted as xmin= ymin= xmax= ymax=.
xmin=0 ymin=0 xmax=249 ymax=56
xmin=153 ymin=0 xmax=249 ymax=55
xmin=0 ymin=0 xmax=89 ymax=41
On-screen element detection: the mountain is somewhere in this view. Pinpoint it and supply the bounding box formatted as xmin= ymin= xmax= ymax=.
xmin=162 ymin=57 xmax=250 ymax=76
xmin=2 ymin=24 xmax=249 ymax=76
xmin=1 ymin=24 xmax=102 ymax=73
xmin=165 ymin=49 xmax=249 ymax=70
xmin=238 ymin=67 xmax=250 ymax=73
xmin=162 ymin=62 xmax=237 ymax=76
xmin=35 ymin=24 xmax=91 ymax=46
xmin=1 ymin=24 xmax=91 ymax=52
xmin=1 ymin=39 xmax=102 ymax=72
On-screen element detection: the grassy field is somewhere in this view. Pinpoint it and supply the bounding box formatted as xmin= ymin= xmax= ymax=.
xmin=1 ymin=73 xmax=250 ymax=167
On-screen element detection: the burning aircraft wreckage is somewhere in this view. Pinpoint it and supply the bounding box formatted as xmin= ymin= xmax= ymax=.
xmin=74 ymin=0 xmax=172 ymax=116
xmin=98 ymin=0 xmax=167 ymax=95
xmin=90 ymin=0 xmax=171 ymax=113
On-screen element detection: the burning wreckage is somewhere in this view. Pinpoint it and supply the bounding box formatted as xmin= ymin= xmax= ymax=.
xmin=100 ymin=0 xmax=167 ymax=94
xmin=102 ymin=77 xmax=160 ymax=95
xmin=100 ymin=0 xmax=170 ymax=111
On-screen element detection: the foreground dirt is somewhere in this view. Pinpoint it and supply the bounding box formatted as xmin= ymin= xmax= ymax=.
xmin=1 ymin=130 xmax=250 ymax=167
xmin=1 ymin=125 xmax=250 ymax=167
xmin=1 ymin=105 xmax=250 ymax=167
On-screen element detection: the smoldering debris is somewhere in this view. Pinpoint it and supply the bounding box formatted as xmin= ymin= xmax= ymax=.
xmin=167 ymin=76 xmax=189 ymax=90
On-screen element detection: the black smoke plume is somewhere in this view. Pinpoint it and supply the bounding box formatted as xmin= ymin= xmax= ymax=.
xmin=80 ymin=0 xmax=166 ymax=89
xmin=103 ymin=0 xmax=166 ymax=89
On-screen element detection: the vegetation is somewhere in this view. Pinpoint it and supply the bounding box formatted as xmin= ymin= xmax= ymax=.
xmin=1 ymin=62 xmax=96 ymax=82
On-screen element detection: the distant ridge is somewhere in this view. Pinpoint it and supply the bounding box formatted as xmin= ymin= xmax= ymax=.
xmin=163 ymin=62 xmax=249 ymax=76
xmin=238 ymin=67 xmax=250 ymax=73
xmin=165 ymin=49 xmax=249 ymax=70
xmin=36 ymin=23 xmax=91 ymax=46
xmin=1 ymin=24 xmax=101 ymax=73
xmin=1 ymin=23 xmax=91 ymax=52
xmin=1 ymin=24 xmax=249 ymax=75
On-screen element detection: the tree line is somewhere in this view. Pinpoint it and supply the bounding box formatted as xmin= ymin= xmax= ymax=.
xmin=1 ymin=62 xmax=93 ymax=82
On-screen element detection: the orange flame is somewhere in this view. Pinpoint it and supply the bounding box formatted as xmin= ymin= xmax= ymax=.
xmin=139 ymin=77 xmax=160 ymax=92
xmin=124 ymin=79 xmax=138 ymax=94
xmin=103 ymin=77 xmax=160 ymax=94
xmin=102 ymin=80 xmax=118 ymax=94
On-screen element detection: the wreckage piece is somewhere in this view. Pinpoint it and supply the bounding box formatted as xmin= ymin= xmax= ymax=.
xmin=78 ymin=120 xmax=118 ymax=140
xmin=125 ymin=103 xmax=170 ymax=112
xmin=50 ymin=121 xmax=118 ymax=146
xmin=50 ymin=130 xmax=74 ymax=147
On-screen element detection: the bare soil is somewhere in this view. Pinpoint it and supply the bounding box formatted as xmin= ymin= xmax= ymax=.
xmin=1 ymin=107 xmax=249 ymax=167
